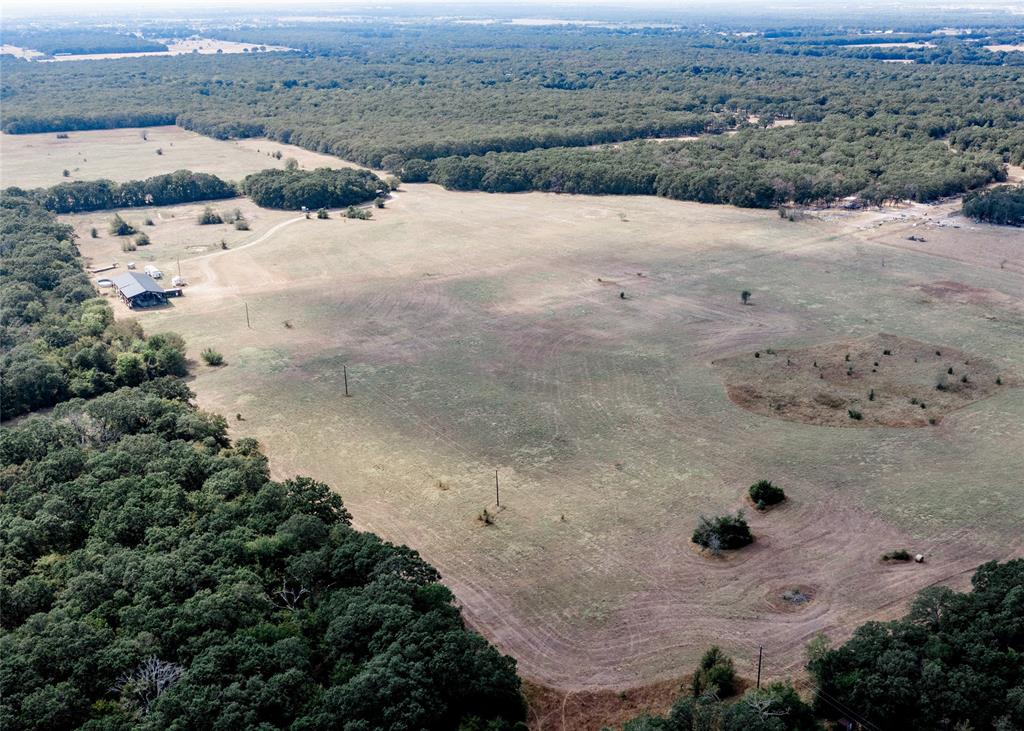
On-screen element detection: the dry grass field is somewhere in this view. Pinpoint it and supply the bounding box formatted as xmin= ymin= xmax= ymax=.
xmin=69 ymin=164 xmax=1024 ymax=711
xmin=0 ymin=126 xmax=363 ymax=189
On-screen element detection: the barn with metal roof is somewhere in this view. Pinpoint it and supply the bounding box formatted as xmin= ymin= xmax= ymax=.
xmin=111 ymin=272 xmax=177 ymax=308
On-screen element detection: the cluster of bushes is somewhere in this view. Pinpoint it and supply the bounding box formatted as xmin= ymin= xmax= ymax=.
xmin=241 ymin=168 xmax=384 ymax=210
xmin=8 ymin=170 xmax=237 ymax=214
xmin=0 ymin=193 xmax=187 ymax=418
xmin=617 ymin=647 xmax=817 ymax=731
xmin=0 ymin=386 xmax=527 ymax=729
xmin=692 ymin=512 xmax=753 ymax=552
xmin=962 ymin=184 xmax=1024 ymax=226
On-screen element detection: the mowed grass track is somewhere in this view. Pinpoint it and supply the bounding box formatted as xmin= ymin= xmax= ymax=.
xmin=89 ymin=184 xmax=1024 ymax=690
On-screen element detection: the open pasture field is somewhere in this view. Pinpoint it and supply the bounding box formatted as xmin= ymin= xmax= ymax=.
xmin=76 ymin=182 xmax=1024 ymax=694
xmin=0 ymin=125 xmax=359 ymax=189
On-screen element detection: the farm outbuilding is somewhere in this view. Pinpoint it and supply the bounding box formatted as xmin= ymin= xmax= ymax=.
xmin=110 ymin=271 xmax=181 ymax=308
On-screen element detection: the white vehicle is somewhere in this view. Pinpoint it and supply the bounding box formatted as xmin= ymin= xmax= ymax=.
xmin=144 ymin=265 xmax=163 ymax=280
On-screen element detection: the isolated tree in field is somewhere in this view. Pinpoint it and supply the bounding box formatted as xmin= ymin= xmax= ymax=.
xmin=109 ymin=213 xmax=135 ymax=236
xmin=375 ymin=196 xmax=386 ymax=208
xmin=134 ymin=232 xmax=150 ymax=246
xmin=693 ymin=512 xmax=753 ymax=551
xmin=692 ymin=646 xmax=737 ymax=697
xmin=749 ymin=479 xmax=785 ymax=508
xmin=317 ymin=207 xmax=329 ymax=219
xmin=741 ymin=290 xmax=752 ymax=305
xmin=90 ymin=227 xmax=98 ymax=238
xmin=284 ymin=157 xmax=299 ymax=171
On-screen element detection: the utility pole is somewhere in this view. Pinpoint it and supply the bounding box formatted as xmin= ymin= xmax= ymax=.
xmin=495 ymin=469 xmax=500 ymax=507
xmin=177 ymin=258 xmax=181 ymax=277
xmin=343 ymin=365 xmax=350 ymax=397
xmin=245 ymin=302 xmax=251 ymax=329
xmin=756 ymin=645 xmax=763 ymax=689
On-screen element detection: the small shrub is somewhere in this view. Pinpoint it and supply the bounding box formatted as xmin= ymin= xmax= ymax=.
xmin=692 ymin=512 xmax=753 ymax=551
xmin=219 ymin=239 xmax=228 ymax=250
xmin=749 ymin=479 xmax=785 ymax=507
xmin=344 ymin=205 xmax=372 ymax=220
xmin=691 ymin=647 xmax=736 ymax=698
xmin=848 ymin=409 xmax=863 ymax=420
xmin=198 ymin=206 xmax=223 ymax=225
xmin=947 ymin=367 xmax=954 ymax=375
xmin=374 ymin=196 xmax=386 ymax=209
xmin=62 ymin=169 xmax=70 ymax=177
xmin=234 ymin=218 xmax=250 ymax=231
xmin=317 ymin=208 xmax=329 ymax=219
xmin=144 ymin=217 xmax=155 ymax=226
xmin=996 ymin=376 xmax=1002 ymax=385
xmin=201 ymin=348 xmax=224 ymax=366
xmin=478 ymin=508 xmax=494 ymax=526
xmin=960 ymin=374 xmax=969 ymax=384
xmin=56 ymin=132 xmax=69 ymax=139
xmin=90 ymin=227 xmax=99 ymax=238
xmin=882 ymin=549 xmax=912 ymax=562
xmin=883 ymin=349 xmax=892 ymax=355
xmin=109 ymin=214 xmax=135 ymax=236
xmin=868 ymin=389 xmax=875 ymax=401
xmin=740 ymin=290 xmax=752 ymax=305
xmin=121 ymin=240 xmax=137 ymax=252
xmin=134 ymin=232 xmax=150 ymax=246
xmin=155 ymin=148 xmax=163 ymax=155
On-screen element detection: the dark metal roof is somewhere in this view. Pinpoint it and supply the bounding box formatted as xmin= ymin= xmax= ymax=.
xmin=111 ymin=272 xmax=165 ymax=299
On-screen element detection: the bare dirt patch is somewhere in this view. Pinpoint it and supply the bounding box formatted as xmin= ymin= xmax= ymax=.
xmin=716 ymin=333 xmax=1010 ymax=427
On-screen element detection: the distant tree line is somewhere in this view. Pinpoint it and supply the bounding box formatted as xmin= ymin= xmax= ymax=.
xmin=1 ymin=29 xmax=168 ymax=56
xmin=962 ymin=184 xmax=1024 ymax=226
xmin=0 ymin=193 xmax=188 ymax=418
xmin=241 ymin=168 xmax=385 ymax=210
xmin=2 ymin=24 xmax=1021 ymax=186
xmin=405 ymin=116 xmax=1003 ymax=208
xmin=7 ymin=170 xmax=237 ymax=214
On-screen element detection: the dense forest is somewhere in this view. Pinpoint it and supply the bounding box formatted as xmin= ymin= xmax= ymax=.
xmin=0 ymin=194 xmax=188 ymax=419
xmin=1 ymin=30 xmax=168 ymax=56
xmin=0 ymin=387 xmax=526 ymax=730
xmin=962 ymin=185 xmax=1024 ymax=226
xmin=10 ymin=170 xmax=237 ymax=215
xmin=2 ymin=24 xmax=1022 ymax=206
xmin=809 ymin=560 xmax=1024 ymax=729
xmin=241 ymin=168 xmax=384 ymax=210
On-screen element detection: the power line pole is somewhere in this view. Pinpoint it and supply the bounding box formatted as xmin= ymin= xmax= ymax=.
xmin=756 ymin=645 xmax=763 ymax=689
xmin=245 ymin=302 xmax=251 ymax=329
xmin=495 ymin=469 xmax=500 ymax=507
xmin=343 ymin=365 xmax=350 ymax=397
